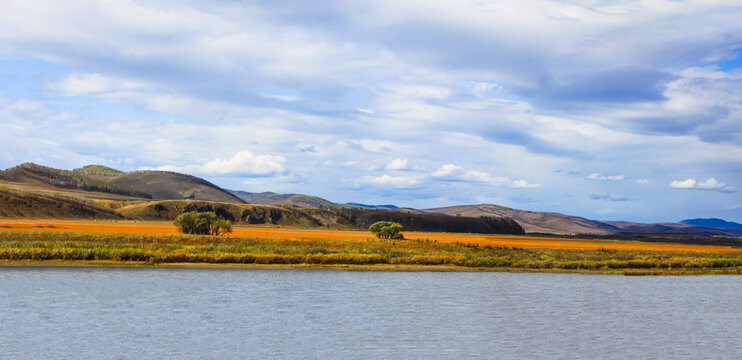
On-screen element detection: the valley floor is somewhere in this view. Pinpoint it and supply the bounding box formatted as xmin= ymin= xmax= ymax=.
xmin=1 ymin=219 xmax=739 ymax=252
xmin=2 ymin=219 xmax=742 ymax=275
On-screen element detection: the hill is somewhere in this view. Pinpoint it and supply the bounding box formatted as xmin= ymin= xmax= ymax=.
xmin=0 ymin=163 xmax=150 ymax=199
xmin=345 ymin=203 xmax=399 ymax=209
xmin=0 ymin=186 xmax=121 ymax=219
xmin=323 ymin=207 xmax=524 ymax=235
xmin=424 ymin=204 xmax=620 ymax=235
xmin=230 ymin=191 xmax=403 ymax=210
xmin=72 ymin=164 xmax=123 ymax=177
xmin=680 ymin=218 xmax=742 ymax=230
xmin=110 ymin=171 xmax=245 ymax=203
xmin=116 ymin=200 xmax=345 ymax=227
xmin=605 ymin=221 xmax=742 ymax=237
xmin=231 ymin=191 xmax=336 ymax=208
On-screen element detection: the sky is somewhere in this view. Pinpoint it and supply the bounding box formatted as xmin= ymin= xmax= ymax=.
xmin=1 ymin=0 xmax=741 ymax=223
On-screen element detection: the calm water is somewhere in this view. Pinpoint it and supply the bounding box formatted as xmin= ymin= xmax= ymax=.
xmin=1 ymin=268 xmax=741 ymax=359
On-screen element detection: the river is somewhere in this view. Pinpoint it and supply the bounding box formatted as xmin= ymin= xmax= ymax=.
xmin=1 ymin=268 xmax=741 ymax=359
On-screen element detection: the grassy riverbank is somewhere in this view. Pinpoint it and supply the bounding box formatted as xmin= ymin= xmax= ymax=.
xmin=2 ymin=231 xmax=742 ymax=274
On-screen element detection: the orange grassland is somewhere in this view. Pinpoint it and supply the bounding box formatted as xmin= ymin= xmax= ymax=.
xmin=1 ymin=219 xmax=739 ymax=252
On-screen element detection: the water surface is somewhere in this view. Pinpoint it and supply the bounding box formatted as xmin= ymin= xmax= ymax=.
xmin=1 ymin=268 xmax=741 ymax=359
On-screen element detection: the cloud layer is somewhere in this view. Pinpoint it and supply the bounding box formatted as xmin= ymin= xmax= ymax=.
xmin=0 ymin=0 xmax=740 ymax=222
xmin=670 ymin=178 xmax=735 ymax=192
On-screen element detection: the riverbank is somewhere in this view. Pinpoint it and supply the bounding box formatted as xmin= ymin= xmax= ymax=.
xmin=2 ymin=231 xmax=742 ymax=275
xmin=4 ymin=260 xmax=742 ymax=275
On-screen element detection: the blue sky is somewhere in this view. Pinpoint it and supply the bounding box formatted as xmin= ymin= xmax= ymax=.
xmin=1 ymin=0 xmax=741 ymax=223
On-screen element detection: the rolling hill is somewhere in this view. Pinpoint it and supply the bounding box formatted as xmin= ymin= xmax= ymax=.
xmin=116 ymin=200 xmax=346 ymax=227
xmin=424 ymin=204 xmax=621 ymax=235
xmin=604 ymin=221 xmax=742 ymax=237
xmin=230 ymin=191 xmax=400 ymax=210
xmin=0 ymin=163 xmax=150 ymax=199
xmin=2 ymin=162 xmax=737 ymax=237
xmin=0 ymin=187 xmax=121 ymax=219
xmin=231 ymin=191 xmax=336 ymax=208
xmin=109 ymin=171 xmax=245 ymax=203
xmin=680 ymin=218 xmax=742 ymax=231
xmin=72 ymin=164 xmax=124 ymax=180
xmin=425 ymin=204 xmax=742 ymax=237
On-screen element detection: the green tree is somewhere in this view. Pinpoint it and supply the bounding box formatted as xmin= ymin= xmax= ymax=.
xmin=174 ymin=211 xmax=232 ymax=236
xmin=369 ymin=221 xmax=404 ymax=239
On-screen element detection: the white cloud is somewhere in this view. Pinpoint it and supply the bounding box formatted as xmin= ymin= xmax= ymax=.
xmin=431 ymin=164 xmax=540 ymax=188
xmin=50 ymin=73 xmax=142 ymax=96
xmin=354 ymin=174 xmax=423 ymax=188
xmin=384 ymin=158 xmax=408 ymax=171
xmin=199 ymin=151 xmax=285 ymax=176
xmin=671 ymin=178 xmax=735 ymax=192
xmin=431 ymin=164 xmax=463 ymax=177
xmin=587 ymin=173 xmax=625 ymax=181
xmin=637 ymin=179 xmax=650 ymax=184
xmin=0 ymin=0 xmax=741 ymax=222
xmin=138 ymin=151 xmax=286 ymax=177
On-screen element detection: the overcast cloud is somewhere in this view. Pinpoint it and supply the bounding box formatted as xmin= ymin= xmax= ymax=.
xmin=0 ymin=0 xmax=740 ymax=222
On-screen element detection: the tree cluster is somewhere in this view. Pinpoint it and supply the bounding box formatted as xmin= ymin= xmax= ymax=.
xmin=174 ymin=211 xmax=232 ymax=236
xmin=369 ymin=221 xmax=404 ymax=239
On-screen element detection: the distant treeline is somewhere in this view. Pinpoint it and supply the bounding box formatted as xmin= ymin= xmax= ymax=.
xmin=0 ymin=163 xmax=151 ymax=198
xmin=325 ymin=206 xmax=525 ymax=235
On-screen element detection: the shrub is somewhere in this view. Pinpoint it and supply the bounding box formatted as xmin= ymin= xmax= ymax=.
xmin=174 ymin=211 xmax=232 ymax=236
xmin=369 ymin=221 xmax=404 ymax=239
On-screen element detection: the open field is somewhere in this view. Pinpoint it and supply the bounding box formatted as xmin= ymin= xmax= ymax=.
xmin=2 ymin=219 xmax=742 ymax=274
xmin=0 ymin=219 xmax=740 ymax=252
xmin=2 ymin=229 xmax=742 ymax=275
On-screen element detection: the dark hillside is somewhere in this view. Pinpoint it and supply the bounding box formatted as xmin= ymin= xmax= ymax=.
xmin=231 ymin=191 xmax=336 ymax=208
xmin=0 ymin=163 xmax=150 ymax=198
xmin=679 ymin=218 xmax=742 ymax=231
xmin=345 ymin=209 xmax=525 ymax=235
xmin=426 ymin=204 xmax=619 ymax=235
xmin=117 ymin=200 xmax=341 ymax=227
xmin=110 ymin=171 xmax=245 ymax=203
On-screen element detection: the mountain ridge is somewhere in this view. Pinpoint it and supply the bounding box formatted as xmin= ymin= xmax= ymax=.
xmin=1 ymin=162 xmax=739 ymax=237
xmin=680 ymin=218 xmax=742 ymax=230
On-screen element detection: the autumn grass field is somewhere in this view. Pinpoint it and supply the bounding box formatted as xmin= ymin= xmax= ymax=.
xmin=2 ymin=219 xmax=742 ymax=275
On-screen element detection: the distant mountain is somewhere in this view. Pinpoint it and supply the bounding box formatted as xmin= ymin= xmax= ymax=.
xmin=680 ymin=218 xmax=742 ymax=230
xmin=2 ymin=162 xmax=739 ymax=238
xmin=605 ymin=221 xmax=742 ymax=237
xmin=109 ymin=171 xmax=244 ymax=203
xmin=424 ymin=204 xmax=621 ymax=235
xmin=344 ymin=203 xmax=399 ymax=209
xmin=231 ymin=191 xmax=336 ymax=208
xmin=229 ymin=191 xmax=400 ymax=210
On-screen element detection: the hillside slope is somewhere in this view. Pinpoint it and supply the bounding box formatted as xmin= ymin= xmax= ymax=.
xmin=425 ymin=204 xmax=620 ymax=235
xmin=605 ymin=221 xmax=742 ymax=237
xmin=110 ymin=171 xmax=245 ymax=203
xmin=231 ymin=191 xmax=336 ymax=208
xmin=116 ymin=200 xmax=346 ymax=227
xmin=680 ymin=218 xmax=742 ymax=231
xmin=0 ymin=163 xmax=150 ymax=199
xmin=0 ymin=186 xmax=121 ymax=219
